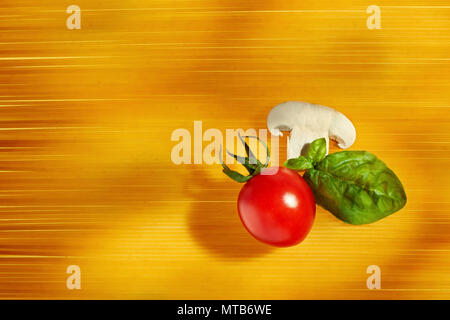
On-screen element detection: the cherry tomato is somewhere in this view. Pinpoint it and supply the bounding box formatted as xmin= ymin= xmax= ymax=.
xmin=237 ymin=167 xmax=316 ymax=247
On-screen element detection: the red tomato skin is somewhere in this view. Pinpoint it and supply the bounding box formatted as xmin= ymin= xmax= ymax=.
xmin=237 ymin=167 xmax=316 ymax=247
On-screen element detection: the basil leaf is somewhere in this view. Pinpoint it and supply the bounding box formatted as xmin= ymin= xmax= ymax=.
xmin=306 ymin=137 xmax=327 ymax=164
xmin=303 ymin=151 xmax=407 ymax=225
xmin=284 ymin=156 xmax=313 ymax=171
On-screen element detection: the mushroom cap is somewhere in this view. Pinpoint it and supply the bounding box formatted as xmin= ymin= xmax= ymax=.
xmin=267 ymin=101 xmax=356 ymax=158
xmin=267 ymin=101 xmax=334 ymax=136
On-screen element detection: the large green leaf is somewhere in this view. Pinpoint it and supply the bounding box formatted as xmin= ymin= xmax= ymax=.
xmin=303 ymin=151 xmax=407 ymax=225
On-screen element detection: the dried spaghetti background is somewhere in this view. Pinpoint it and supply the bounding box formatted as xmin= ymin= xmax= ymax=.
xmin=0 ymin=0 xmax=449 ymax=299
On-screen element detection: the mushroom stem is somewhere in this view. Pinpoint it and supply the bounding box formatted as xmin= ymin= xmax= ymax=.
xmin=288 ymin=129 xmax=329 ymax=159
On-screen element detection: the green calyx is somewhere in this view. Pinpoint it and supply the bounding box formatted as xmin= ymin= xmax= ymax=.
xmin=221 ymin=133 xmax=270 ymax=183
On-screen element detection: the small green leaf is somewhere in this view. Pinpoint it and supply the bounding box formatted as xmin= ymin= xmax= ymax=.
xmin=283 ymin=156 xmax=314 ymax=171
xmin=306 ymin=138 xmax=327 ymax=164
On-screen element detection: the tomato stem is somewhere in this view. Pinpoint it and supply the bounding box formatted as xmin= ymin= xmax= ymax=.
xmin=221 ymin=133 xmax=270 ymax=183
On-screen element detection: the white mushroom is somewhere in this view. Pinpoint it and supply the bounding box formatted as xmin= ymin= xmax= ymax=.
xmin=267 ymin=101 xmax=356 ymax=159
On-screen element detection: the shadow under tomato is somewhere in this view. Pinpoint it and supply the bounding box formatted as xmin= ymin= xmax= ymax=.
xmin=187 ymin=170 xmax=274 ymax=260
